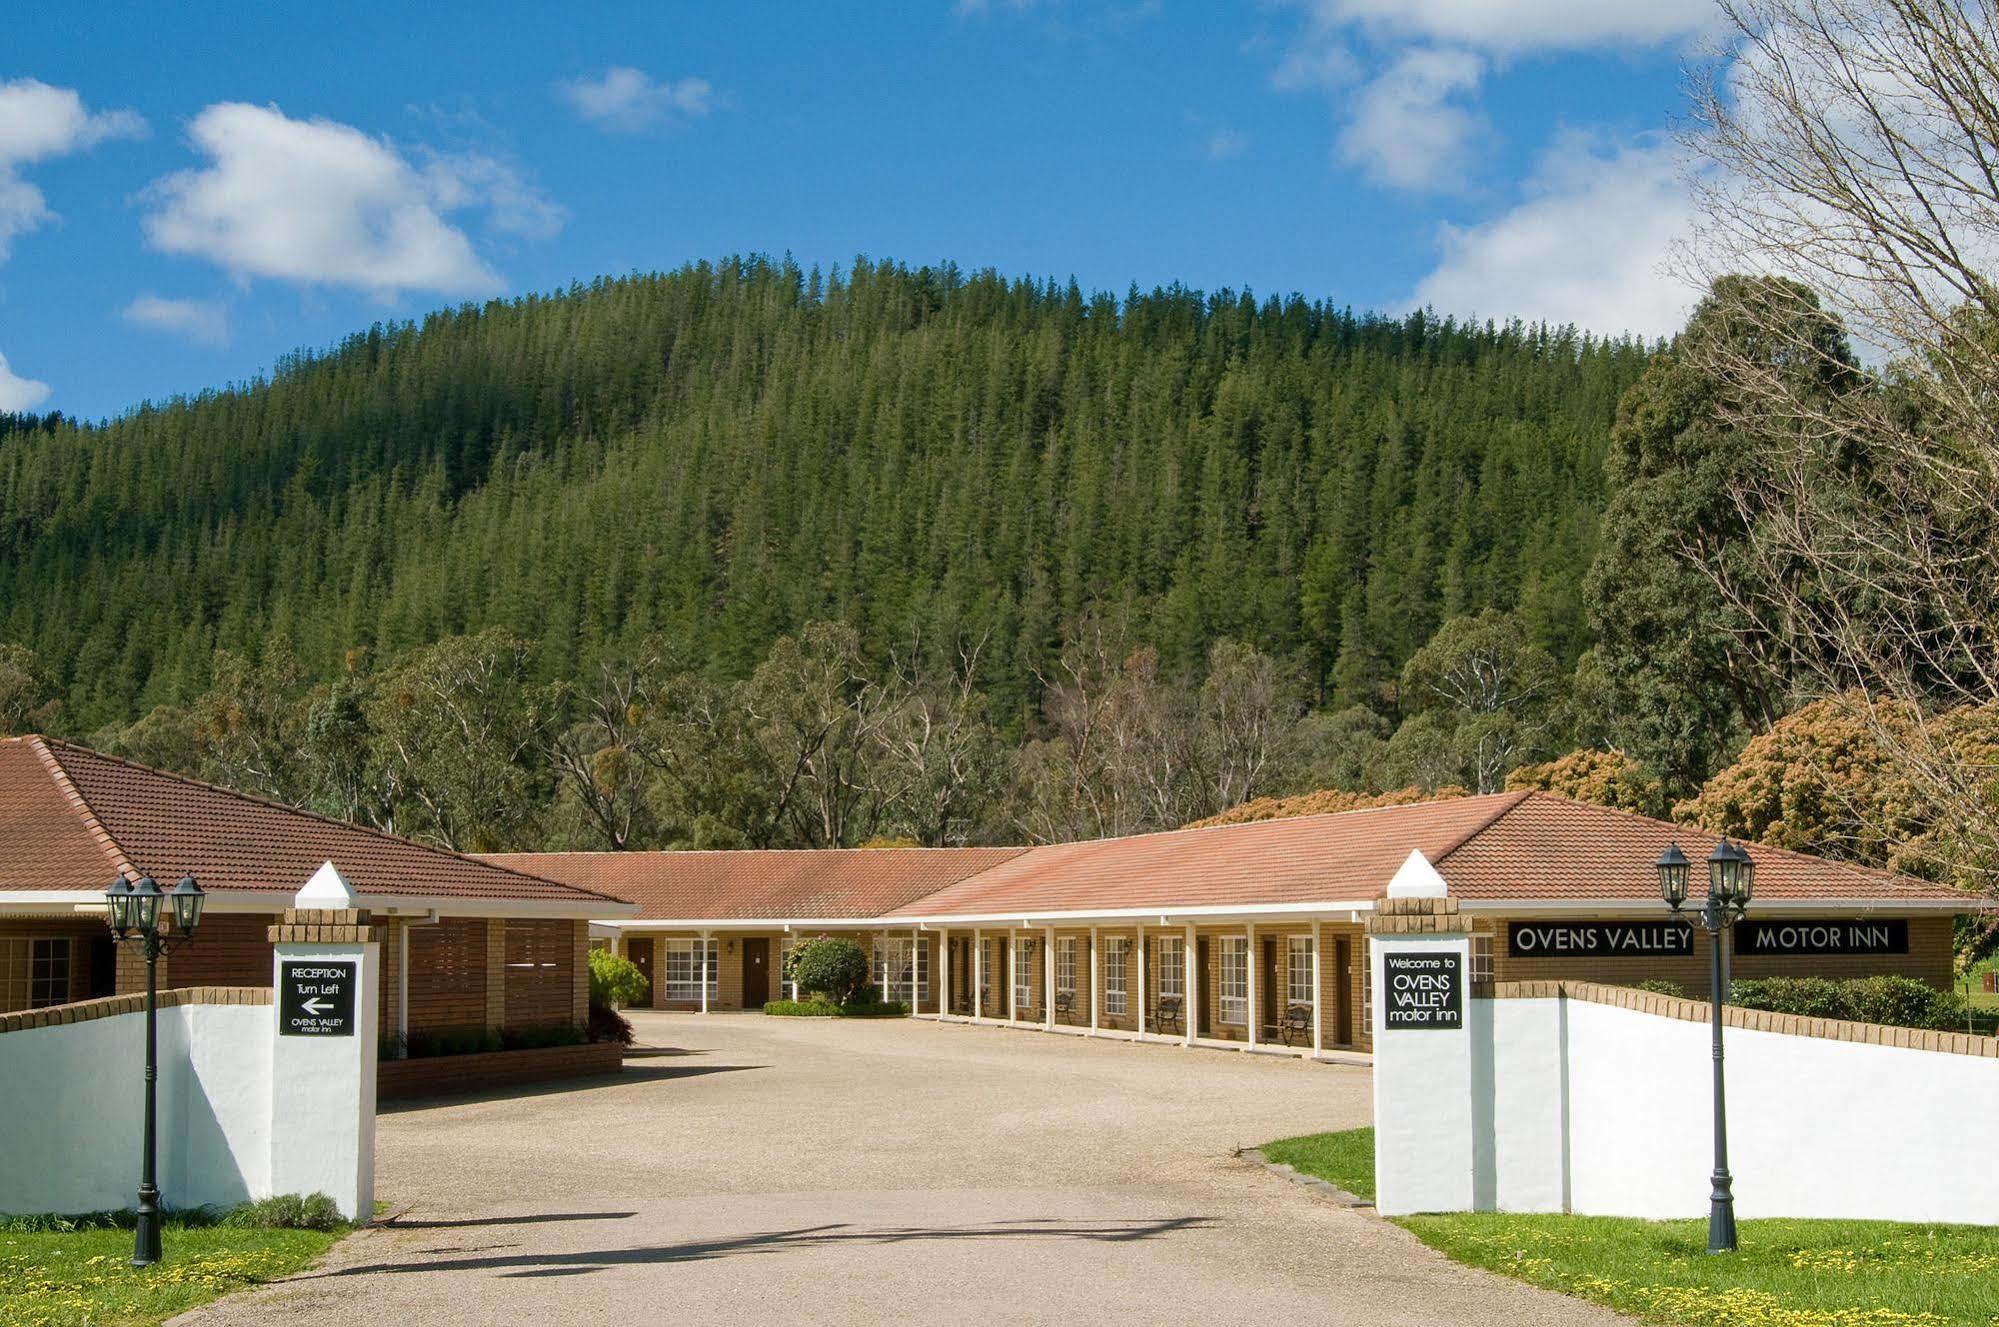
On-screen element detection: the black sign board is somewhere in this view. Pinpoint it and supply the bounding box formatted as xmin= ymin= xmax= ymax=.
xmin=1508 ymin=921 xmax=1694 ymax=959
xmin=1734 ymin=918 xmax=1909 ymax=957
xmin=279 ymin=960 xmax=358 ymax=1037
xmin=1382 ymin=950 xmax=1463 ymax=1031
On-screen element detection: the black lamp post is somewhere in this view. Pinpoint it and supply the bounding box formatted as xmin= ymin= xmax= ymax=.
xmin=104 ymin=871 xmax=205 ymax=1267
xmin=1655 ymin=838 xmax=1755 ymax=1255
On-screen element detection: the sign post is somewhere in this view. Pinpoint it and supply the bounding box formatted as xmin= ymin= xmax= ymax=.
xmin=266 ymin=866 xmax=379 ymax=1221
xmin=1368 ymin=857 xmax=1479 ymax=1217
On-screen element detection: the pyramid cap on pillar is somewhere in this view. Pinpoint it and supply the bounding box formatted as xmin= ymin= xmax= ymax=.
xmin=1385 ymin=849 xmax=1450 ymax=899
xmin=295 ymin=861 xmax=360 ymax=909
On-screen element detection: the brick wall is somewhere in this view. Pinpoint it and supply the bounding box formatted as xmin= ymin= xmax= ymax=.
xmin=378 ymin=1041 xmax=623 ymax=1101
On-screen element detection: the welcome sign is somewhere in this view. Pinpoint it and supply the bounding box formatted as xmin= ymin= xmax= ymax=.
xmin=1508 ymin=922 xmax=1694 ymax=959
xmin=1382 ymin=951 xmax=1463 ymax=1030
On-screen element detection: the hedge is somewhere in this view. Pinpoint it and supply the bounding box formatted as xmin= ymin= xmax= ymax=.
xmin=1728 ymin=975 xmax=1968 ymax=1032
xmin=762 ymin=998 xmax=910 ymax=1018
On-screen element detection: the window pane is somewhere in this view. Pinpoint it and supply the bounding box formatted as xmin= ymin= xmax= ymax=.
xmin=1219 ymin=937 xmax=1247 ymax=1024
xmin=1287 ymin=937 xmax=1314 ymax=1005
xmin=1157 ymin=938 xmax=1184 ymax=997
xmin=1104 ymin=938 xmax=1127 ymax=1015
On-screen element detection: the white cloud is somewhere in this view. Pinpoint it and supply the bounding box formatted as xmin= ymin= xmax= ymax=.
xmin=121 ymin=295 xmax=230 ymax=346
xmin=1204 ymin=128 xmax=1249 ymax=160
xmin=1339 ymin=46 xmax=1485 ymax=191
xmin=0 ymin=351 xmax=51 ymax=412
xmin=0 ymin=78 xmax=146 ymax=261
xmin=420 ymin=150 xmax=567 ymax=242
xmin=1410 ymin=134 xmax=1697 ymax=338
xmin=142 ymin=103 xmax=511 ymax=299
xmin=557 ymin=68 xmax=714 ymax=132
xmin=1299 ymin=0 xmax=1720 ymax=57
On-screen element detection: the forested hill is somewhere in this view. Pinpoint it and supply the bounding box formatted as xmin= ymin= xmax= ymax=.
xmin=0 ymin=256 xmax=1649 ymax=735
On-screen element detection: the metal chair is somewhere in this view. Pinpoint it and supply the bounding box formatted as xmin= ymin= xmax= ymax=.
xmin=1278 ymin=1002 xmax=1312 ymax=1047
xmin=1155 ymin=995 xmax=1183 ymax=1035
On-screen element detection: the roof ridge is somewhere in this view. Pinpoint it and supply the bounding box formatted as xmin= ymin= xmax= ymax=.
xmin=1411 ymin=788 xmax=1536 ymax=867
xmin=482 ymin=845 xmax=1029 ymax=860
xmin=1043 ymin=789 xmax=1523 ymax=849
xmin=36 ymin=738 xmax=627 ymax=907
xmin=27 ymin=735 xmax=137 ymax=882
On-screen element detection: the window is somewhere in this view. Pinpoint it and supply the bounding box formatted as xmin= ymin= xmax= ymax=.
xmin=1218 ymin=936 xmax=1248 ymax=1025
xmin=0 ymin=937 xmax=72 ymax=1013
xmin=1103 ymin=937 xmax=1128 ymax=1015
xmin=872 ymin=937 xmax=931 ymax=1006
xmin=1013 ymin=939 xmax=1034 ymax=1011
xmin=1287 ymin=936 xmax=1315 ymax=1006
xmin=1057 ymin=937 xmax=1076 ymax=993
xmin=662 ymin=938 xmax=719 ymax=1003
xmin=1471 ymin=933 xmax=1494 ymax=987
xmin=1157 ymin=936 xmax=1184 ymax=998
xmin=780 ymin=940 xmax=798 ymax=999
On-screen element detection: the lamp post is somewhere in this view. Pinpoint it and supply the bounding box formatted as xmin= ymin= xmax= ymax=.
xmin=104 ymin=871 xmax=205 ymax=1267
xmin=1655 ymin=838 xmax=1754 ymax=1255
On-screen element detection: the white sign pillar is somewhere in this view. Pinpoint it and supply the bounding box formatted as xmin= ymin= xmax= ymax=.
xmin=267 ymin=863 xmax=379 ymax=1222
xmin=1368 ymin=851 xmax=1475 ymax=1218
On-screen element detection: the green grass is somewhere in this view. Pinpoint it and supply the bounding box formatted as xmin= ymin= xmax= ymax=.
xmin=1266 ymin=1129 xmax=1999 ymax=1327
xmin=1261 ymin=1129 xmax=1376 ymax=1202
xmin=1966 ymin=957 xmax=1998 ymax=1012
xmin=0 ymin=1218 xmax=342 ymax=1327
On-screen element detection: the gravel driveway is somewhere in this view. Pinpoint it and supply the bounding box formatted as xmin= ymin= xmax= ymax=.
xmin=177 ymin=1013 xmax=1628 ymax=1326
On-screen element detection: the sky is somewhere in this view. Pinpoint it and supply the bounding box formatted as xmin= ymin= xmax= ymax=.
xmin=2 ymin=0 xmax=1727 ymax=421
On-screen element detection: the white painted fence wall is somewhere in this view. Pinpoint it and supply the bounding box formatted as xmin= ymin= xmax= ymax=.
xmin=0 ymin=999 xmax=273 ymax=1214
xmin=1480 ymin=992 xmax=1999 ymax=1226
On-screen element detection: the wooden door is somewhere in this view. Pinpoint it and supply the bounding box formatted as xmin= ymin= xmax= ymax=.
xmin=1196 ymin=937 xmax=1213 ymax=1036
xmin=629 ymin=937 xmax=655 ymax=1001
xmin=742 ymin=937 xmax=770 ymax=1007
xmin=1261 ymin=936 xmax=1278 ymax=1031
xmin=1333 ymin=936 xmax=1353 ymax=1045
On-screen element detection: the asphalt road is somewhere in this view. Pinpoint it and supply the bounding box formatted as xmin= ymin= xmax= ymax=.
xmin=175 ymin=1013 xmax=1629 ymax=1326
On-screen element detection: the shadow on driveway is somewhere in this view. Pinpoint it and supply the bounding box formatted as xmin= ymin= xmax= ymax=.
xmin=378 ymin=1063 xmax=763 ymax=1112
xmin=324 ymin=1216 xmax=1216 ymax=1280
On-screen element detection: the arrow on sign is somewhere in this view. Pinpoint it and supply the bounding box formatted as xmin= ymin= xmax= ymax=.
xmin=300 ymin=997 xmax=334 ymax=1015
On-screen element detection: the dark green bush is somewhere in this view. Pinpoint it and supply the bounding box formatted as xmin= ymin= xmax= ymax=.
xmin=762 ymin=997 xmax=908 ymax=1018
xmin=784 ymin=936 xmax=870 ymax=1003
xmin=1730 ymin=974 xmax=1966 ymax=1031
xmin=222 ymin=1193 xmax=345 ymax=1232
xmin=587 ymin=1003 xmax=634 ymax=1045
xmin=1632 ymin=979 xmax=1684 ymax=998
xmin=497 ymin=1021 xmax=587 ymax=1051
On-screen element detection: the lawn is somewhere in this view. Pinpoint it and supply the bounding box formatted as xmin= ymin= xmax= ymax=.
xmin=1263 ymin=1129 xmax=1999 ymax=1327
xmin=0 ymin=1218 xmax=342 ymax=1327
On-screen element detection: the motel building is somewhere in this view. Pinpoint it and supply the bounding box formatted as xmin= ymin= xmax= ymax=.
xmin=497 ymin=789 xmax=1971 ymax=1057
xmin=0 ymin=736 xmax=635 ymax=1090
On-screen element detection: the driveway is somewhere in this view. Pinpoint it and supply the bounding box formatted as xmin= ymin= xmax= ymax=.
xmin=179 ymin=1013 xmax=1627 ymax=1326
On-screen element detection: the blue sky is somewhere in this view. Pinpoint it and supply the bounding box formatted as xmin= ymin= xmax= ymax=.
xmin=3 ymin=1 xmax=1723 ymax=420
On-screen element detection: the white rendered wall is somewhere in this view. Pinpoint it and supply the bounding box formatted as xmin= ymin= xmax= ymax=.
xmin=1392 ymin=991 xmax=1999 ymax=1225
xmin=1370 ymin=933 xmax=1475 ymax=1216
xmin=0 ymin=1002 xmax=272 ymax=1214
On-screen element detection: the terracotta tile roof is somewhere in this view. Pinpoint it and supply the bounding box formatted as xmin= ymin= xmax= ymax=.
xmin=482 ymin=847 xmax=1028 ymax=920
xmin=1433 ymin=792 xmax=1966 ymax=904
xmin=884 ymin=794 xmax=1531 ymax=918
xmin=0 ymin=736 xmax=627 ymax=911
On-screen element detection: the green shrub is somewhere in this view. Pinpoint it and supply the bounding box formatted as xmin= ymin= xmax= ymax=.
xmin=1730 ymin=974 xmax=1966 ymax=1031
xmin=402 ymin=1024 xmax=503 ymax=1059
xmin=588 ymin=948 xmax=650 ymax=1009
xmin=222 ymin=1193 xmax=345 ymax=1232
xmin=497 ymin=1021 xmax=587 ymax=1051
xmin=587 ymin=1003 xmax=634 ymax=1045
xmin=1632 ymin=979 xmax=1684 ymax=998
xmin=762 ymin=997 xmax=908 ymax=1018
xmin=783 ymin=936 xmax=870 ymax=1003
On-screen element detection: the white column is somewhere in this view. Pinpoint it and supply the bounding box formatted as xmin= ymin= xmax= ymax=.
xmin=699 ymin=929 xmax=711 ymax=1014
xmin=1043 ymin=925 xmax=1056 ymax=1029
xmin=269 ymin=895 xmax=379 ymax=1221
xmin=938 ymin=928 xmax=950 ymax=1017
xmin=1136 ymin=926 xmax=1148 ymax=1038
xmin=1088 ymin=926 xmax=1100 ymax=1034
xmin=972 ymin=928 xmax=983 ymax=1021
xmin=1183 ymin=923 xmax=1197 ymax=1046
xmin=1311 ymin=919 xmax=1325 ymax=1056
xmin=1246 ymin=922 xmax=1259 ymax=1049
xmin=1006 ymin=932 xmax=1016 ymax=1020
xmin=1369 ymin=920 xmax=1474 ymax=1216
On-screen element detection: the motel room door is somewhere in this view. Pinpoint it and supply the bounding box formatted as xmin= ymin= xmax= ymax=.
xmin=742 ymin=938 xmax=770 ymax=1007
xmin=1333 ymin=936 xmax=1353 ymax=1045
xmin=1260 ymin=936 xmax=1279 ymax=1034
xmin=629 ymin=937 xmax=656 ymax=997
xmin=1196 ymin=938 xmax=1213 ymax=1036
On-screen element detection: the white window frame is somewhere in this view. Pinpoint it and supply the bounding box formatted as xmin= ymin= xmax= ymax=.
xmin=1218 ymin=936 xmax=1248 ymax=1025
xmin=1287 ymin=935 xmax=1315 ymax=1006
xmin=872 ymin=937 xmax=931 ymax=1006
xmin=1470 ymin=933 xmax=1494 ymax=987
xmin=662 ymin=938 xmax=719 ymax=1004
xmin=1103 ymin=937 xmax=1128 ymax=1016
xmin=1156 ymin=936 xmax=1184 ymax=999
xmin=1056 ymin=937 xmax=1076 ymax=994
xmin=780 ymin=940 xmax=797 ymax=999
xmin=0 ymin=936 xmax=71 ymax=1013
xmin=1013 ymin=939 xmax=1034 ymax=1011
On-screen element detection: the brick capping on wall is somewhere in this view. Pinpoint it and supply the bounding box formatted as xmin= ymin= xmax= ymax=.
xmin=1366 ymin=896 xmax=1466 ymax=935
xmin=0 ymin=985 xmax=271 ymax=1034
xmin=267 ymin=908 xmax=384 ymax=946
xmin=1484 ymin=979 xmax=1997 ymax=1059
